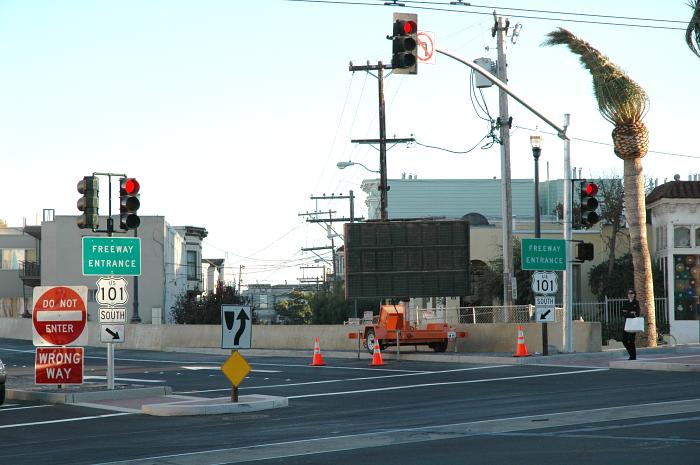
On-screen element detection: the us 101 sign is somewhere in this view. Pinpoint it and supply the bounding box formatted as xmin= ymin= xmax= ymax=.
xmin=96 ymin=277 xmax=128 ymax=307
xmin=531 ymin=271 xmax=558 ymax=295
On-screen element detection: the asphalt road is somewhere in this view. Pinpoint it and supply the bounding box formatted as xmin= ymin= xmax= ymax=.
xmin=1 ymin=338 xmax=699 ymax=465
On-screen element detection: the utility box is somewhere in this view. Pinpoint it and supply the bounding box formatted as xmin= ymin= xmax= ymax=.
xmin=473 ymin=57 xmax=496 ymax=88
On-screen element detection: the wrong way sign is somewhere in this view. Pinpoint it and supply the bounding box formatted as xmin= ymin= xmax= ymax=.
xmin=35 ymin=347 xmax=84 ymax=385
xmin=32 ymin=286 xmax=88 ymax=347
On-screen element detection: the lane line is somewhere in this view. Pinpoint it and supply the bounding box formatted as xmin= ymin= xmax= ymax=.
xmin=178 ymin=365 xmax=509 ymax=394
xmin=0 ymin=405 xmax=54 ymax=412
xmin=88 ymin=397 xmax=700 ymax=465
xmin=0 ymin=412 xmax=133 ymax=429
xmin=84 ymin=376 xmax=166 ymax=383
xmin=286 ymin=368 xmax=609 ymax=399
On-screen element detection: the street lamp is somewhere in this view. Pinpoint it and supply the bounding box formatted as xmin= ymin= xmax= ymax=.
xmin=336 ymin=161 xmax=380 ymax=174
xmin=530 ymin=134 xmax=543 ymax=238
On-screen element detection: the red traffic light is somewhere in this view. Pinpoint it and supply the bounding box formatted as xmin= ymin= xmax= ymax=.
xmin=583 ymin=182 xmax=598 ymax=196
xmin=402 ymin=20 xmax=417 ymax=34
xmin=122 ymin=178 xmax=140 ymax=195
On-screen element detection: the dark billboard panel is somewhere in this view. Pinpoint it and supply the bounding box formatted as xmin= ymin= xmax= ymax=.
xmin=344 ymin=219 xmax=470 ymax=299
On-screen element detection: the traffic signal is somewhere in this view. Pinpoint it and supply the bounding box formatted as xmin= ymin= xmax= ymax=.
xmin=575 ymin=242 xmax=594 ymax=262
xmin=579 ymin=181 xmax=600 ymax=228
xmin=119 ymin=177 xmax=140 ymax=230
xmin=391 ymin=13 xmax=418 ymax=75
xmin=77 ymin=176 xmax=99 ymax=229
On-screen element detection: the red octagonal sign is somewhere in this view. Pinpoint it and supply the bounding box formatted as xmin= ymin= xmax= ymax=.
xmin=32 ymin=286 xmax=88 ymax=346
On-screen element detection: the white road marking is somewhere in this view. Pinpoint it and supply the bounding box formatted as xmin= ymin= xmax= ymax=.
xmin=84 ymin=376 xmax=166 ymax=383
xmin=0 ymin=412 xmax=133 ymax=429
xmin=182 ymin=366 xmax=280 ymax=373
xmin=287 ymin=368 xmax=609 ymax=399
xmin=0 ymin=405 xmax=53 ymax=412
xmin=179 ymin=365 xmax=508 ymax=394
xmin=88 ymin=397 xmax=700 ymax=465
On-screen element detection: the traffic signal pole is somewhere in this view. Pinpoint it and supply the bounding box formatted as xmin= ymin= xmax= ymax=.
xmin=434 ymin=49 xmax=574 ymax=352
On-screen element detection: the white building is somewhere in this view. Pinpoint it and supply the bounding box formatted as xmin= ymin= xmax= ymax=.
xmin=647 ymin=177 xmax=700 ymax=344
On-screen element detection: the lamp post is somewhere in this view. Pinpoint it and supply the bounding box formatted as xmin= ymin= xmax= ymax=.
xmin=530 ymin=133 xmax=547 ymax=355
xmin=530 ymin=134 xmax=543 ymax=238
xmin=336 ymin=161 xmax=380 ymax=174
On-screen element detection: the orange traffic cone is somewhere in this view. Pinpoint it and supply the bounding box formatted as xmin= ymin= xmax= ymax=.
xmin=309 ymin=337 xmax=327 ymax=366
xmin=369 ymin=339 xmax=385 ymax=366
xmin=513 ymin=325 xmax=531 ymax=357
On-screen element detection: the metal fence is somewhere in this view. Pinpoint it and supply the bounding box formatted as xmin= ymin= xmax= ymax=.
xmin=451 ymin=298 xmax=668 ymax=326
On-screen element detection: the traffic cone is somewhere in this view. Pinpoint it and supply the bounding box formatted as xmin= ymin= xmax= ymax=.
xmin=369 ymin=339 xmax=385 ymax=366
xmin=513 ymin=325 xmax=531 ymax=357
xmin=309 ymin=337 xmax=327 ymax=366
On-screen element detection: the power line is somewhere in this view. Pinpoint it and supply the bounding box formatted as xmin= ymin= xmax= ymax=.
xmin=288 ymin=0 xmax=687 ymax=31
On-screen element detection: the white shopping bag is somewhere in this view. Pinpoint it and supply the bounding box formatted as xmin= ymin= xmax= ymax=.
xmin=624 ymin=317 xmax=645 ymax=333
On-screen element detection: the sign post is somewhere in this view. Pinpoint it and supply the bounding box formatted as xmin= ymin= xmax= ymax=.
xmin=96 ymin=276 xmax=129 ymax=390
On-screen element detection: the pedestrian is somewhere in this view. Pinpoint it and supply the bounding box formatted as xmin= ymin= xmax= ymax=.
xmin=622 ymin=288 xmax=641 ymax=360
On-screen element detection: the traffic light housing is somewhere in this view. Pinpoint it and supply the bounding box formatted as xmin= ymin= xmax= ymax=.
xmin=391 ymin=13 xmax=418 ymax=75
xmin=119 ymin=177 xmax=141 ymax=230
xmin=579 ymin=181 xmax=600 ymax=228
xmin=77 ymin=176 xmax=99 ymax=229
xmin=575 ymin=242 xmax=594 ymax=262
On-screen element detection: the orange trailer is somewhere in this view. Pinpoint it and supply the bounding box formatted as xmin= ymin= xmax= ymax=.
xmin=357 ymin=304 xmax=465 ymax=354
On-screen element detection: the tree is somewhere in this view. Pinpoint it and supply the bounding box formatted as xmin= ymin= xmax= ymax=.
xmin=275 ymin=290 xmax=312 ymax=324
xmin=595 ymin=176 xmax=626 ymax=279
xmin=588 ymin=253 xmax=664 ymax=301
xmin=476 ymin=239 xmax=534 ymax=306
xmin=543 ymin=28 xmax=657 ymax=347
xmin=686 ymin=0 xmax=700 ymax=58
xmin=309 ymin=282 xmax=353 ymax=324
xmin=171 ymin=285 xmax=245 ymax=324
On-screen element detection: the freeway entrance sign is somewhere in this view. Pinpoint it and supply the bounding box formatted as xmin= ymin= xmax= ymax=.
xmin=521 ymin=238 xmax=566 ymax=271
xmin=82 ymin=237 xmax=141 ymax=276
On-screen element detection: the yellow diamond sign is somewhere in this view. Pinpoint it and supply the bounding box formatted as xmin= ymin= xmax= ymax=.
xmin=221 ymin=351 xmax=251 ymax=387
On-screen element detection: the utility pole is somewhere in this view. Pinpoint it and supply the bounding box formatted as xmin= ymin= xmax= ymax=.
xmin=494 ymin=15 xmax=514 ymax=309
xmin=238 ymin=264 xmax=244 ymax=294
xmin=348 ymin=62 xmax=415 ymax=220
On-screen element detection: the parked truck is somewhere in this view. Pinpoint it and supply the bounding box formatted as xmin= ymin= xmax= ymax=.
xmin=356 ymin=303 xmax=465 ymax=354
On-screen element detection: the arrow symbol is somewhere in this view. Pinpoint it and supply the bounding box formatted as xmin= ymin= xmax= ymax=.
xmin=233 ymin=310 xmax=249 ymax=346
xmin=105 ymin=328 xmax=120 ymax=340
xmin=540 ymin=310 xmax=551 ymax=320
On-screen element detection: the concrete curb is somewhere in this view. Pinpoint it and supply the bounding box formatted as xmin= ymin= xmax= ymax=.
xmin=141 ymin=394 xmax=288 ymax=416
xmin=610 ymin=360 xmax=700 ymax=372
xmin=8 ymin=386 xmax=172 ymax=404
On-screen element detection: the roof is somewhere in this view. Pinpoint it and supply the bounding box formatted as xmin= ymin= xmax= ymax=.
xmin=646 ymin=180 xmax=700 ymax=204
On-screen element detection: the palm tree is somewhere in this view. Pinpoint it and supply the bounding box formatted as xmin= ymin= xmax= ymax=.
xmin=543 ymin=28 xmax=656 ymax=347
xmin=687 ymin=0 xmax=700 ymax=58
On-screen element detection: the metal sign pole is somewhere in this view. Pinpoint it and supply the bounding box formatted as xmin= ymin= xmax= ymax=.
xmin=107 ymin=343 xmax=114 ymax=390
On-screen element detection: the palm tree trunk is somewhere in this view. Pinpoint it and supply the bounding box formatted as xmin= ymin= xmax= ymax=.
xmin=623 ymin=157 xmax=657 ymax=347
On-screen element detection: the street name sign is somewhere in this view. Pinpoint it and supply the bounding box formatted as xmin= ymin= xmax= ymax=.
xmin=221 ymin=305 xmax=252 ymax=349
xmin=535 ymin=295 xmax=556 ymax=322
xmin=521 ymin=238 xmax=566 ymax=271
xmin=35 ymin=347 xmax=84 ymax=385
xmin=32 ymin=286 xmax=88 ymax=347
xmin=82 ymin=237 xmax=141 ymax=276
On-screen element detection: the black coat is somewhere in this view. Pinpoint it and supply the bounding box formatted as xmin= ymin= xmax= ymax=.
xmin=622 ymin=298 xmax=641 ymax=319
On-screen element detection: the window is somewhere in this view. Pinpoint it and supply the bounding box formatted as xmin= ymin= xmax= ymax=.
xmin=187 ymin=250 xmax=198 ymax=280
xmin=673 ymin=254 xmax=700 ymax=320
xmin=696 ymin=228 xmax=700 ymax=248
xmin=0 ymin=248 xmax=26 ymax=270
xmin=674 ymin=226 xmax=691 ymax=248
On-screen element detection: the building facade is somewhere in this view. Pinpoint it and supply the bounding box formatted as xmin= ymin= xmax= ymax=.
xmin=0 ymin=214 xmax=213 ymax=324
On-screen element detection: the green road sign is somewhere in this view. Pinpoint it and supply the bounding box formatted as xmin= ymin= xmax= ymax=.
xmin=521 ymin=238 xmax=566 ymax=271
xmin=82 ymin=237 xmax=141 ymax=276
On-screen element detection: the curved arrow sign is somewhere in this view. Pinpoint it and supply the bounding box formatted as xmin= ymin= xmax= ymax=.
xmin=221 ymin=306 xmax=252 ymax=349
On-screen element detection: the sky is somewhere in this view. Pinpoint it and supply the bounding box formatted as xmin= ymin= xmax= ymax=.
xmin=2 ymin=1 xmax=699 ymax=287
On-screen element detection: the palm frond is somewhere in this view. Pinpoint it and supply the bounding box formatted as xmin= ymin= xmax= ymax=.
xmin=542 ymin=28 xmax=648 ymax=126
xmin=686 ymin=0 xmax=700 ymax=58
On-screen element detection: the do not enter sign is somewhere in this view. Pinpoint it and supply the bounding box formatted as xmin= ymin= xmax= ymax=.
xmin=32 ymin=286 xmax=88 ymax=347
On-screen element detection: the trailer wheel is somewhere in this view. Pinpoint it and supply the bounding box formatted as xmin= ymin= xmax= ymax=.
xmin=431 ymin=341 xmax=448 ymax=353
xmin=365 ymin=329 xmax=386 ymax=354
